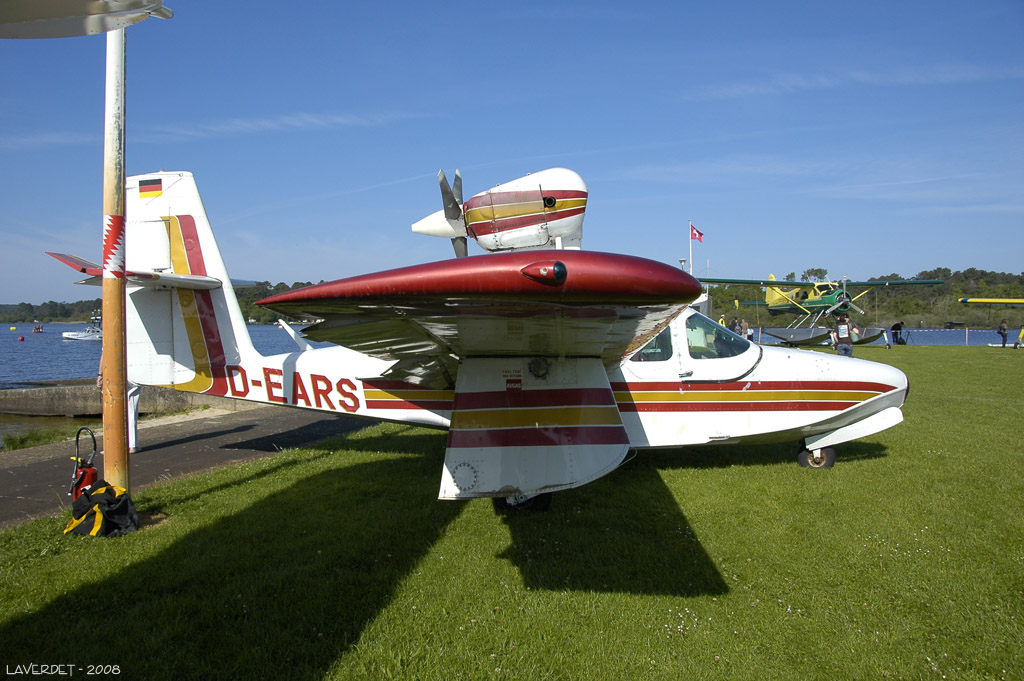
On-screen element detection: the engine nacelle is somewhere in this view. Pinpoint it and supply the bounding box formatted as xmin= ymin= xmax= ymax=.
xmin=412 ymin=168 xmax=588 ymax=253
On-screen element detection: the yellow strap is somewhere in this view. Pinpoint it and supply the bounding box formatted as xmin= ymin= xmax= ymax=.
xmin=63 ymin=507 xmax=102 ymax=535
xmin=88 ymin=486 xmax=126 ymax=498
xmin=87 ymin=509 xmax=104 ymax=536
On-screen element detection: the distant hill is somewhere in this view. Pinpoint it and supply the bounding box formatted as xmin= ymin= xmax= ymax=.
xmin=0 ymin=299 xmax=103 ymax=324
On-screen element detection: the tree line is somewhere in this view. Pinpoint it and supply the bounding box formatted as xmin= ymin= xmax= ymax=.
xmin=0 ymin=281 xmax=319 ymax=325
xmin=706 ymin=268 xmax=1024 ymax=329
xmin=3 ymin=268 xmax=1022 ymax=328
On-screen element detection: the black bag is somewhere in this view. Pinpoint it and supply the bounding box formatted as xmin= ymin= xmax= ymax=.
xmin=63 ymin=480 xmax=139 ymax=537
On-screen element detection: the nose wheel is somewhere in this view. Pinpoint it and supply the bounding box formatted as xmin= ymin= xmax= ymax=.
xmin=493 ymin=492 xmax=553 ymax=512
xmin=798 ymin=446 xmax=836 ymax=468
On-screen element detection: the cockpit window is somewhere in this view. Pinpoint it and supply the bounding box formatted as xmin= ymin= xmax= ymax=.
xmin=685 ymin=313 xmax=750 ymax=360
xmin=630 ymin=326 xmax=672 ymax=362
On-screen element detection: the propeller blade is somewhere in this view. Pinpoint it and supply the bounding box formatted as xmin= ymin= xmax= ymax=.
xmin=451 ymin=236 xmax=468 ymax=258
xmin=438 ymin=169 xmax=463 ymax=222
xmin=452 ymin=169 xmax=463 ymax=205
xmin=840 ymin=277 xmax=861 ymax=310
xmin=825 ymin=297 xmax=862 ymax=316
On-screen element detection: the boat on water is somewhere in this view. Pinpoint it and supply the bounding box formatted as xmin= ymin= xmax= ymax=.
xmin=62 ymin=314 xmax=102 ymax=341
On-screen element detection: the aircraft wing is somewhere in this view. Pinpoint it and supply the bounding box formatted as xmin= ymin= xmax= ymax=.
xmin=700 ymin=277 xmax=944 ymax=288
xmin=259 ymin=250 xmax=703 ymax=389
xmin=959 ymin=297 xmax=1024 ymax=307
xmin=259 ymin=250 xmax=702 ymax=499
xmin=842 ymin=279 xmax=945 ymax=287
xmin=700 ymin=277 xmax=816 ymax=287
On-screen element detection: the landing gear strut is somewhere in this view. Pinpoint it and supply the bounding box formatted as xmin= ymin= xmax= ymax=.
xmin=797 ymin=446 xmax=836 ymax=468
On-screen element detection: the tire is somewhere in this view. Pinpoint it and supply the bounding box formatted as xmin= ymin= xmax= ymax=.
xmin=797 ymin=447 xmax=836 ymax=469
xmin=492 ymin=492 xmax=553 ymax=512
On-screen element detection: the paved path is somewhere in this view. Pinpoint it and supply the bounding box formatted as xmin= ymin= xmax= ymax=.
xmin=0 ymin=406 xmax=364 ymax=528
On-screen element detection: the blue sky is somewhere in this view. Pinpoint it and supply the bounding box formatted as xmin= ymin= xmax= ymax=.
xmin=1 ymin=1 xmax=1022 ymax=304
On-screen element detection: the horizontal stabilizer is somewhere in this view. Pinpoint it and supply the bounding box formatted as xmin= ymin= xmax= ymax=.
xmin=47 ymin=252 xmax=222 ymax=290
xmin=46 ymin=252 xmax=99 ymax=273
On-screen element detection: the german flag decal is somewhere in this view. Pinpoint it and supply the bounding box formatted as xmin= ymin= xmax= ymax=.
xmin=139 ymin=178 xmax=162 ymax=198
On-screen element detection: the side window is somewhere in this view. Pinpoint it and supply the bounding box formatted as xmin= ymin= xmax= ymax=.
xmin=686 ymin=313 xmax=750 ymax=360
xmin=630 ymin=327 xmax=673 ymax=362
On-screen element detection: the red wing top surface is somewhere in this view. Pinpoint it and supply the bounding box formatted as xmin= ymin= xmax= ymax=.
xmin=258 ymin=251 xmax=701 ymax=387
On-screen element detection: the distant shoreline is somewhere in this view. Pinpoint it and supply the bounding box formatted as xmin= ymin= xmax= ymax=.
xmin=4 ymin=320 xmax=94 ymax=325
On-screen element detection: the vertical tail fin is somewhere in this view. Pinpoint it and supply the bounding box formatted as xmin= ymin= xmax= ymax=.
xmin=764 ymin=273 xmax=789 ymax=307
xmin=125 ymin=171 xmax=260 ymax=395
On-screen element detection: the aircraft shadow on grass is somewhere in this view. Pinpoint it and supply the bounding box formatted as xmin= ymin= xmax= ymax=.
xmin=3 ymin=453 xmax=464 ymax=681
xmin=341 ymin=427 xmax=728 ymax=597
xmin=496 ymin=464 xmax=728 ymax=597
xmin=2 ymin=429 xmax=735 ymax=678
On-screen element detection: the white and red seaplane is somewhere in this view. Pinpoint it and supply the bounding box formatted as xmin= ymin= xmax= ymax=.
xmin=49 ymin=168 xmax=909 ymax=508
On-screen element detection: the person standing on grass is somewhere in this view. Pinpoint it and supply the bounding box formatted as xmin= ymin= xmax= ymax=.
xmin=890 ymin=320 xmax=904 ymax=344
xmin=997 ymin=319 xmax=1009 ymax=347
xmin=832 ymin=313 xmax=860 ymax=358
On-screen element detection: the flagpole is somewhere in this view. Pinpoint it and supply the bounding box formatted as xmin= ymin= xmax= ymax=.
xmin=688 ymin=220 xmax=693 ymax=275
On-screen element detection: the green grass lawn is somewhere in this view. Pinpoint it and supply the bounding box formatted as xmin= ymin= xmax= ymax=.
xmin=1 ymin=346 xmax=1021 ymax=680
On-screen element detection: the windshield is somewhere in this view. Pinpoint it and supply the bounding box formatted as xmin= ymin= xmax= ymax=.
xmin=685 ymin=312 xmax=750 ymax=359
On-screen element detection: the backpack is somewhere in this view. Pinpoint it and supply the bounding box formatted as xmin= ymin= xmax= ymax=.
xmin=63 ymin=481 xmax=139 ymax=537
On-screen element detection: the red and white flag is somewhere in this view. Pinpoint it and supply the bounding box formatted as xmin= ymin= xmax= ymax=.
xmin=690 ymin=223 xmax=704 ymax=242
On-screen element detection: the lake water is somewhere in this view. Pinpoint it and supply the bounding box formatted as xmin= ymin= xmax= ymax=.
xmin=0 ymin=321 xmax=1016 ymax=441
xmin=756 ymin=326 xmax=1016 ymax=347
xmin=0 ymin=323 xmax=301 ymax=390
xmin=0 ymin=323 xmax=302 ymax=441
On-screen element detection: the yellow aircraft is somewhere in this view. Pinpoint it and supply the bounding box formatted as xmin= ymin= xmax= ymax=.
xmin=701 ymin=274 xmax=944 ymax=346
xmin=702 ymin=274 xmax=945 ymax=317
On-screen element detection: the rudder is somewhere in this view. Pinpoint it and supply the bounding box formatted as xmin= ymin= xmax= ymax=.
xmin=125 ymin=171 xmax=259 ymax=394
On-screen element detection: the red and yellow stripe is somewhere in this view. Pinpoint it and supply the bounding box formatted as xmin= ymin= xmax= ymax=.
xmin=362 ymin=380 xmax=453 ymax=411
xmin=447 ymin=386 xmax=629 ymax=448
xmin=612 ymin=380 xmax=897 ymax=413
xmin=464 ymin=189 xmax=587 ymax=237
xmin=165 ymin=215 xmax=228 ymax=395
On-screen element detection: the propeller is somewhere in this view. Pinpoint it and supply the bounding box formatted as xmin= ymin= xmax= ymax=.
xmin=826 ymin=278 xmax=865 ymax=316
xmin=438 ymin=169 xmax=468 ymax=258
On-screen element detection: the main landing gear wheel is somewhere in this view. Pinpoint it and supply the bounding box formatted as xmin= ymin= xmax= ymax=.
xmin=798 ymin=447 xmax=836 ymax=468
xmin=493 ymin=492 xmax=553 ymax=512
